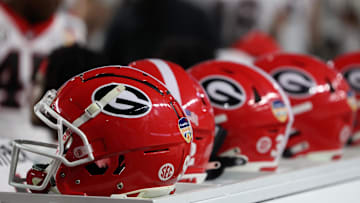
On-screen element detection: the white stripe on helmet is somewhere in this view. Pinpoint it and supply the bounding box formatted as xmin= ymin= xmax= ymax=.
xmin=149 ymin=59 xmax=182 ymax=105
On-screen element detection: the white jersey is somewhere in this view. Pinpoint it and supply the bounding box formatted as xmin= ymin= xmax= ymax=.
xmin=0 ymin=2 xmax=86 ymax=140
xmin=0 ymin=4 xmax=86 ymax=192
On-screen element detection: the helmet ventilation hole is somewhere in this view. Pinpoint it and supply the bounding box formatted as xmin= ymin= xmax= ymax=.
xmin=252 ymin=87 xmax=262 ymax=103
xmin=221 ymin=68 xmax=234 ymax=74
xmin=267 ymin=128 xmax=279 ymax=133
xmin=85 ymin=163 xmax=108 ymax=175
xmin=113 ymin=155 xmax=126 ymax=175
xmin=200 ymin=95 xmax=208 ymax=106
xmin=144 ymin=148 xmax=169 ymax=154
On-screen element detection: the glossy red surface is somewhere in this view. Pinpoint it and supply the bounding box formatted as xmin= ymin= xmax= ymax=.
xmin=231 ymin=30 xmax=281 ymax=57
xmin=333 ymin=52 xmax=360 ymax=145
xmin=255 ymin=53 xmax=355 ymax=158
xmin=129 ymin=59 xmax=215 ymax=182
xmin=51 ymin=66 xmax=191 ymax=196
xmin=188 ymin=60 xmax=291 ymax=167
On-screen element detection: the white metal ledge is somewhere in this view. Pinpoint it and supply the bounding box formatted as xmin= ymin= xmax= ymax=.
xmin=1 ymin=147 xmax=360 ymax=203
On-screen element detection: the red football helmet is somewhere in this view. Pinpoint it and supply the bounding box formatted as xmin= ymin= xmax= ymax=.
xmin=255 ymin=53 xmax=356 ymax=161
xmin=129 ymin=59 xmax=215 ymax=183
xmin=332 ymin=52 xmax=360 ymax=145
xmin=9 ymin=66 xmax=192 ymax=197
xmin=188 ymin=60 xmax=293 ymax=172
xmin=216 ymin=30 xmax=281 ymax=64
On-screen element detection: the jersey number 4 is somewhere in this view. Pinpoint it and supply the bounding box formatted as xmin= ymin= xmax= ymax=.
xmin=0 ymin=51 xmax=43 ymax=107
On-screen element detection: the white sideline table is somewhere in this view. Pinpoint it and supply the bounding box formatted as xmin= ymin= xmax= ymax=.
xmin=1 ymin=147 xmax=360 ymax=203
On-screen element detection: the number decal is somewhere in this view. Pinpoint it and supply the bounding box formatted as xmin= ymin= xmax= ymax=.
xmin=32 ymin=54 xmax=44 ymax=80
xmin=270 ymin=134 xmax=285 ymax=158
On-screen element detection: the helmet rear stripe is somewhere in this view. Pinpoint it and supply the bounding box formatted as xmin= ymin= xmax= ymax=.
xmin=149 ymin=59 xmax=182 ymax=105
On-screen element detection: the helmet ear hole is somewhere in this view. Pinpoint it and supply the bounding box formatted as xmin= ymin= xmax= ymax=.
xmin=85 ymin=162 xmax=108 ymax=175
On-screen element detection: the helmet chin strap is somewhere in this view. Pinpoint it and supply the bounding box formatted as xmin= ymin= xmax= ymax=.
xmin=50 ymin=84 xmax=126 ymax=189
xmin=72 ymin=84 xmax=125 ymax=127
xmin=59 ymin=84 xmax=126 ymax=159
xmin=11 ymin=85 xmax=126 ymax=193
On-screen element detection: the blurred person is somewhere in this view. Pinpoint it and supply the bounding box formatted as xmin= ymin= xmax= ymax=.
xmin=270 ymin=0 xmax=315 ymax=53
xmin=195 ymin=0 xmax=287 ymax=47
xmin=104 ymin=0 xmax=219 ymax=69
xmin=31 ymin=44 xmax=108 ymax=138
xmin=218 ymin=0 xmax=261 ymax=46
xmin=215 ymin=0 xmax=316 ymax=53
xmin=39 ymin=44 xmax=109 ymax=94
xmin=0 ymin=0 xmax=85 ymax=191
xmin=65 ymin=0 xmax=120 ymax=50
xmin=311 ymin=0 xmax=360 ymax=60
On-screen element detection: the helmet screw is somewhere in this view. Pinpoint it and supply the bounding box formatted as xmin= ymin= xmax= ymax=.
xmin=117 ymin=182 xmax=124 ymax=190
xmin=75 ymin=180 xmax=80 ymax=184
xmin=60 ymin=172 xmax=66 ymax=178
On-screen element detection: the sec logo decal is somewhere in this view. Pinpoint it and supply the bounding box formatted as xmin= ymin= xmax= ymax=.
xmin=158 ymin=163 xmax=174 ymax=181
xmin=200 ymin=76 xmax=246 ymax=110
xmin=272 ymin=68 xmax=316 ymax=98
xmin=256 ymin=136 xmax=272 ymax=154
xmin=92 ymin=83 xmax=152 ymax=118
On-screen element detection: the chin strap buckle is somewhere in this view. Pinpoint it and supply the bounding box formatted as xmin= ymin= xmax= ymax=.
xmin=72 ymin=84 xmax=125 ymax=127
xmin=85 ymin=102 xmax=102 ymax=118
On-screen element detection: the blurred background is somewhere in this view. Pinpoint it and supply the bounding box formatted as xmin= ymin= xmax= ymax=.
xmin=2 ymin=0 xmax=360 ymax=137
xmin=1 ymin=0 xmax=360 ymax=109
xmin=66 ymin=0 xmax=360 ymax=63
xmin=0 ymin=0 xmax=359 ymax=193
